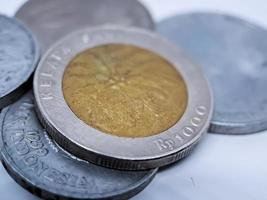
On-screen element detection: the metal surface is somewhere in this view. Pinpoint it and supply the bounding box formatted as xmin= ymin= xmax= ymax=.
xmin=157 ymin=12 xmax=267 ymax=134
xmin=0 ymin=14 xmax=39 ymax=109
xmin=1 ymin=0 xmax=267 ymax=200
xmin=15 ymin=0 xmax=154 ymax=53
xmin=34 ymin=26 xmax=213 ymax=170
xmin=62 ymin=44 xmax=188 ymax=138
xmin=0 ymin=92 xmax=157 ymax=200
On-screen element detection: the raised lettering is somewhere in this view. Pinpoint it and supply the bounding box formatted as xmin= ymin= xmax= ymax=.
xmin=40 ymin=92 xmax=53 ymax=100
xmin=154 ymin=138 xmax=175 ymax=151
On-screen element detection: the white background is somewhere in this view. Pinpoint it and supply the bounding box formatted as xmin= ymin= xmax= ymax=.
xmin=0 ymin=0 xmax=267 ymax=199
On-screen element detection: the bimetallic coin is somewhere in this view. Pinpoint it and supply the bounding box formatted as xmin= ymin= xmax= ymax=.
xmin=157 ymin=12 xmax=267 ymax=134
xmin=0 ymin=15 xmax=39 ymax=109
xmin=15 ymin=0 xmax=154 ymax=52
xmin=0 ymin=92 xmax=157 ymax=200
xmin=34 ymin=27 xmax=213 ymax=170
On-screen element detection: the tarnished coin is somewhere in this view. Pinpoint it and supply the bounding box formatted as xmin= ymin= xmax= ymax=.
xmin=157 ymin=12 xmax=267 ymax=134
xmin=15 ymin=0 xmax=154 ymax=52
xmin=0 ymin=92 xmax=157 ymax=200
xmin=33 ymin=27 xmax=213 ymax=170
xmin=0 ymin=15 xmax=39 ymax=109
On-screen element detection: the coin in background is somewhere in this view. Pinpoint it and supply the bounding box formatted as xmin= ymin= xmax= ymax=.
xmin=15 ymin=0 xmax=154 ymax=52
xmin=34 ymin=27 xmax=213 ymax=170
xmin=0 ymin=15 xmax=39 ymax=109
xmin=0 ymin=92 xmax=157 ymax=200
xmin=157 ymin=12 xmax=267 ymax=134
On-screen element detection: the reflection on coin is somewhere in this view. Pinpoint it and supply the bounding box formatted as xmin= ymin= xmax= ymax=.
xmin=158 ymin=13 xmax=267 ymax=134
xmin=0 ymin=92 xmax=157 ymax=200
xmin=0 ymin=15 xmax=39 ymax=109
xmin=15 ymin=0 xmax=154 ymax=52
xmin=34 ymin=27 xmax=213 ymax=170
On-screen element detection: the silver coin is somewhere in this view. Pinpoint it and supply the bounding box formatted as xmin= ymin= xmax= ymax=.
xmin=0 ymin=15 xmax=39 ymax=109
xmin=0 ymin=92 xmax=157 ymax=200
xmin=15 ymin=0 xmax=154 ymax=53
xmin=157 ymin=12 xmax=267 ymax=134
xmin=33 ymin=26 xmax=213 ymax=170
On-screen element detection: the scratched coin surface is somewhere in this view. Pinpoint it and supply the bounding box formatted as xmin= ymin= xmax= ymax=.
xmin=0 ymin=92 xmax=157 ymax=200
xmin=34 ymin=27 xmax=213 ymax=170
xmin=63 ymin=44 xmax=188 ymax=138
xmin=157 ymin=12 xmax=267 ymax=134
xmin=0 ymin=15 xmax=39 ymax=109
xmin=15 ymin=0 xmax=154 ymax=52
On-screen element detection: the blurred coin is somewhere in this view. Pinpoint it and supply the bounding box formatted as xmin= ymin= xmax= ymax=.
xmin=34 ymin=26 xmax=213 ymax=170
xmin=0 ymin=15 xmax=39 ymax=109
xmin=0 ymin=92 xmax=157 ymax=200
xmin=157 ymin=12 xmax=267 ymax=134
xmin=15 ymin=0 xmax=154 ymax=52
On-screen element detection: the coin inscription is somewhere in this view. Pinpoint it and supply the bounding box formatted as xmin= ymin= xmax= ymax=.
xmin=0 ymin=92 xmax=157 ymax=199
xmin=154 ymin=105 xmax=207 ymax=151
xmin=62 ymin=44 xmax=188 ymax=138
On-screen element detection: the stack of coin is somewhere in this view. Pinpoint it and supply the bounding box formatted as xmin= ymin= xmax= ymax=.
xmin=1 ymin=1 xmax=249 ymax=200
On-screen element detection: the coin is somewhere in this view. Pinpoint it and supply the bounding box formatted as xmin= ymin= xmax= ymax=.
xmin=0 ymin=92 xmax=157 ymax=200
xmin=62 ymin=44 xmax=188 ymax=138
xmin=0 ymin=15 xmax=39 ymax=109
xmin=157 ymin=12 xmax=267 ymax=134
xmin=34 ymin=27 xmax=213 ymax=170
xmin=15 ymin=0 xmax=154 ymax=53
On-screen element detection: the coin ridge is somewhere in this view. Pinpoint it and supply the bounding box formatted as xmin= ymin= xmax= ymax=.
xmin=35 ymin=102 xmax=201 ymax=170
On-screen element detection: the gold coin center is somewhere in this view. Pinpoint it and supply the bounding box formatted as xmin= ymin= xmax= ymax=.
xmin=62 ymin=44 xmax=188 ymax=138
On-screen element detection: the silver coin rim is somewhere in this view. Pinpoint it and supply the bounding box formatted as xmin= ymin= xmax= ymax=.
xmin=0 ymin=103 xmax=158 ymax=199
xmin=33 ymin=26 xmax=213 ymax=169
xmin=0 ymin=15 xmax=40 ymax=109
xmin=135 ymin=0 xmax=155 ymax=30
